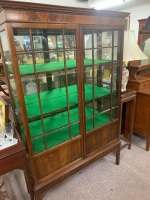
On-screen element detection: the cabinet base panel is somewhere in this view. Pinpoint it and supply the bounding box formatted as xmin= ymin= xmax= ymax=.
xmin=31 ymin=140 xmax=120 ymax=200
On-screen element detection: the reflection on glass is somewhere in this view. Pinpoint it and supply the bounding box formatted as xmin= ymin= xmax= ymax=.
xmin=66 ymin=51 xmax=75 ymax=60
xmin=114 ymin=31 xmax=120 ymax=46
xmin=17 ymin=54 xmax=33 ymax=66
xmin=96 ymin=96 xmax=111 ymax=112
xmin=101 ymin=47 xmax=112 ymax=60
xmin=141 ymin=38 xmax=150 ymax=65
xmin=26 ymin=81 xmax=37 ymax=95
xmin=111 ymin=108 xmax=118 ymax=119
xmin=21 ymin=76 xmax=37 ymax=96
xmin=113 ymin=47 xmax=120 ymax=61
xmin=101 ymin=65 xmax=112 ymax=89
xmin=67 ymin=68 xmax=77 ymax=86
xmin=95 ymin=30 xmax=112 ymax=48
xmin=84 ymin=31 xmax=92 ymax=49
xmin=13 ymin=29 xmax=30 ymax=52
xmin=111 ymin=65 xmax=118 ymax=91
xmin=10 ymin=76 xmax=17 ymax=95
xmin=17 ymin=54 xmax=34 ymax=75
xmin=112 ymin=92 xmax=118 ymax=107
xmin=0 ymin=31 xmax=11 ymax=65
xmin=64 ymin=30 xmax=76 ymax=49
xmin=33 ymin=35 xmax=43 ymax=51
xmin=85 ymin=49 xmax=92 ymax=59
xmin=84 ymin=66 xmax=92 ymax=84
xmin=49 ymin=52 xmax=58 ymax=61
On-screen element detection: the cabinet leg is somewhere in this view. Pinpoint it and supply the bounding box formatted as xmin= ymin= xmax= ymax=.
xmin=128 ymin=143 xmax=131 ymax=150
xmin=146 ymin=136 xmax=150 ymax=151
xmin=116 ymin=145 xmax=120 ymax=165
xmin=34 ymin=190 xmax=42 ymax=200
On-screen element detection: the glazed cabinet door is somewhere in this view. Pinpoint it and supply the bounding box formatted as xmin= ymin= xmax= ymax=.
xmin=0 ymin=25 xmax=83 ymax=180
xmin=82 ymin=27 xmax=122 ymax=155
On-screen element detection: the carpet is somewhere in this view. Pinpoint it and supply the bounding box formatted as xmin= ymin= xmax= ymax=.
xmin=1 ymin=134 xmax=150 ymax=200
xmin=0 ymin=179 xmax=9 ymax=200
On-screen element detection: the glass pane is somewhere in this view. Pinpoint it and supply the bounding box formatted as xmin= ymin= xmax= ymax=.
xmin=49 ymin=52 xmax=59 ymax=61
xmin=64 ymin=30 xmax=76 ymax=49
xmin=114 ymin=31 xmax=120 ymax=46
xmin=111 ymin=107 xmax=118 ymax=119
xmin=96 ymin=96 xmax=111 ymax=112
xmin=44 ymin=112 xmax=69 ymax=133
xmin=29 ymin=120 xmax=43 ymax=138
xmin=13 ymin=29 xmax=31 ymax=52
xmin=18 ymin=54 xmax=34 ymax=75
xmin=66 ymin=50 xmax=76 ymax=60
xmin=84 ymin=30 xmax=92 ymax=49
xmin=32 ymin=137 xmax=45 ymax=154
xmin=71 ymin=123 xmax=80 ymax=138
xmin=141 ymin=38 xmax=150 ymax=65
xmin=35 ymin=52 xmax=70 ymax=73
xmin=11 ymin=28 xmax=79 ymax=154
xmin=95 ymin=111 xmax=111 ymax=128
xmin=0 ymin=31 xmax=12 ymax=66
xmin=94 ymin=30 xmax=113 ymax=48
xmin=46 ymin=127 xmax=70 ymax=149
xmin=112 ymin=65 xmax=118 ymax=91
xmin=33 ymin=35 xmax=43 ymax=51
xmin=85 ymin=49 xmax=92 ymax=59
xmin=113 ymin=47 xmax=120 ymax=61
xmin=86 ymin=109 xmax=112 ymax=131
xmin=67 ymin=68 xmax=77 ymax=86
xmin=10 ymin=75 xmax=17 ymax=95
xmin=40 ymin=73 xmax=67 ymax=114
xmin=22 ymin=76 xmax=40 ymax=119
xmin=69 ymin=107 xmax=79 ymax=123
xmin=86 ymin=117 xmax=94 ymax=132
xmin=112 ymin=92 xmax=118 ymax=107
xmin=101 ymin=65 xmax=112 ymax=89
xmin=101 ymin=47 xmax=112 ymax=60
xmin=22 ymin=77 xmax=37 ymax=95
xmin=83 ymin=29 xmax=120 ymax=132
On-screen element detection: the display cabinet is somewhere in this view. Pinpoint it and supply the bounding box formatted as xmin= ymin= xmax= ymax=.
xmin=0 ymin=1 xmax=129 ymax=199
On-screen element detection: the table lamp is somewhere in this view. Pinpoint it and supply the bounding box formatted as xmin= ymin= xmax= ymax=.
xmin=121 ymin=30 xmax=147 ymax=92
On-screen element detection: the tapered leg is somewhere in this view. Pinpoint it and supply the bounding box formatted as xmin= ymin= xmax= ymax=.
xmin=116 ymin=144 xmax=120 ymax=165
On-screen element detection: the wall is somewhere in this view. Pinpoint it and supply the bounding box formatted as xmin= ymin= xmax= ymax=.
xmin=122 ymin=3 xmax=150 ymax=39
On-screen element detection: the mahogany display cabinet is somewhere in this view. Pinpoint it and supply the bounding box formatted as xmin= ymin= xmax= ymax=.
xmin=0 ymin=1 xmax=129 ymax=199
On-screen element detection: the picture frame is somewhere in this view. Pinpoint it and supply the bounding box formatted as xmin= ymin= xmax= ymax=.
xmin=0 ymin=96 xmax=9 ymax=131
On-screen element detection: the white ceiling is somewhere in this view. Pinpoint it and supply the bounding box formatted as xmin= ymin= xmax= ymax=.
xmin=88 ymin=0 xmax=150 ymax=11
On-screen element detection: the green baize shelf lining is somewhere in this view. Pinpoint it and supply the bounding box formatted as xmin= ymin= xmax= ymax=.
xmin=8 ymin=59 xmax=110 ymax=75
xmin=24 ymin=84 xmax=110 ymax=118
xmin=29 ymin=106 xmax=111 ymax=139
xmin=31 ymin=106 xmax=112 ymax=155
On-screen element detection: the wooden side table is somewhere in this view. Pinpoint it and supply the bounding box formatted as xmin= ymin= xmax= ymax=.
xmin=0 ymin=129 xmax=34 ymax=200
xmin=116 ymin=91 xmax=136 ymax=165
xmin=120 ymin=91 xmax=136 ymax=149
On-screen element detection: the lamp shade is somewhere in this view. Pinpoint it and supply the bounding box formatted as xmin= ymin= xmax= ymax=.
xmin=123 ymin=30 xmax=147 ymax=62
